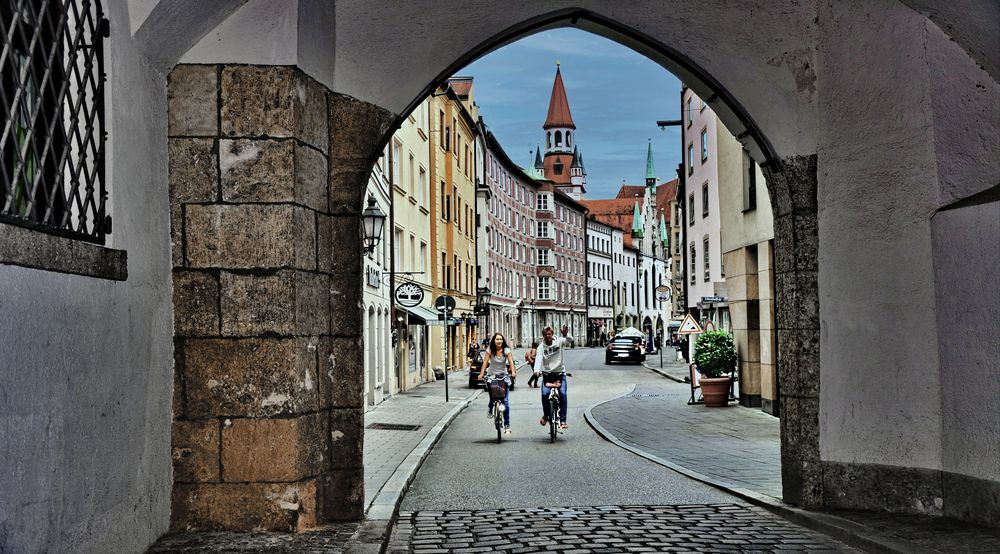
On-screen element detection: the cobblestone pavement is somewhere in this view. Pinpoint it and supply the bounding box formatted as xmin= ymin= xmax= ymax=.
xmin=591 ymin=380 xmax=782 ymax=499
xmin=388 ymin=504 xmax=860 ymax=553
xmin=148 ymin=524 xmax=359 ymax=553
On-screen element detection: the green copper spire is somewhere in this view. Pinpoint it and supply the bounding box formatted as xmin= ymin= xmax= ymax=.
xmin=659 ymin=208 xmax=669 ymax=251
xmin=645 ymin=139 xmax=656 ymax=186
xmin=631 ymin=194 xmax=644 ymax=239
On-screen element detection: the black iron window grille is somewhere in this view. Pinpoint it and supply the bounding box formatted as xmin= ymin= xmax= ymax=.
xmin=1 ymin=0 xmax=109 ymax=243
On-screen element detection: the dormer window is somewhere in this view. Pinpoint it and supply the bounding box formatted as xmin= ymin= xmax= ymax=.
xmin=553 ymin=160 xmax=563 ymax=175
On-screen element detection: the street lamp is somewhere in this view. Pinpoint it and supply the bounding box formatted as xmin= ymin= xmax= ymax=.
xmin=476 ymin=282 xmax=492 ymax=340
xmin=361 ymin=195 xmax=386 ymax=256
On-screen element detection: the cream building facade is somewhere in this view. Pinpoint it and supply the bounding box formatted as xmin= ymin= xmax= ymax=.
xmin=362 ymin=153 xmax=392 ymax=408
xmin=390 ymin=97 xmax=435 ymax=391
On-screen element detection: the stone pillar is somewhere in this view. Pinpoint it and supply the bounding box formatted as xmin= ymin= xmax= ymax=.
xmin=762 ymin=155 xmax=821 ymax=508
xmin=167 ymin=64 xmax=391 ymax=531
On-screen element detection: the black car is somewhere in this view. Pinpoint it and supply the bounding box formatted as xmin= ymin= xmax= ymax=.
xmin=468 ymin=349 xmax=517 ymax=389
xmin=605 ymin=336 xmax=646 ymax=364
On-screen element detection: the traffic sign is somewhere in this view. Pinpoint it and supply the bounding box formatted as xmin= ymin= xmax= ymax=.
xmin=394 ymin=282 xmax=424 ymax=308
xmin=655 ymin=285 xmax=671 ymax=293
xmin=434 ymin=295 xmax=456 ymax=313
xmin=677 ymin=313 xmax=703 ymax=335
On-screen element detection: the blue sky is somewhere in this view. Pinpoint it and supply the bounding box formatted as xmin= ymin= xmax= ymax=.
xmin=457 ymin=28 xmax=683 ymax=200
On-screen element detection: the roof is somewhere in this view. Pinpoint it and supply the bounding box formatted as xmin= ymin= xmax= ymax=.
xmin=580 ymin=198 xmax=635 ymax=236
xmin=645 ymin=140 xmax=656 ymax=180
xmin=543 ymin=65 xmax=576 ymax=130
xmin=656 ymin=179 xmax=679 ymax=213
xmin=447 ymin=77 xmax=473 ymax=97
xmin=615 ymin=185 xmax=645 ymax=199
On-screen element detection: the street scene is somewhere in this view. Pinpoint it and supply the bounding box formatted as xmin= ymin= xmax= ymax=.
xmin=1 ymin=2 xmax=997 ymax=553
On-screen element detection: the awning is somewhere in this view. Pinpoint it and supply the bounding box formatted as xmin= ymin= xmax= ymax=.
xmin=398 ymin=305 xmax=441 ymax=324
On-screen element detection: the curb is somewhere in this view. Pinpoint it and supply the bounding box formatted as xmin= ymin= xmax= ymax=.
xmin=641 ymin=361 xmax=687 ymax=384
xmin=346 ymin=387 xmax=484 ymax=554
xmin=583 ymin=396 xmax=933 ymax=554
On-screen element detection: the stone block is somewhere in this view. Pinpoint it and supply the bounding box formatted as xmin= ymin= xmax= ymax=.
xmin=781 ymin=457 xmax=824 ymax=508
xmin=780 ymin=396 xmax=820 ymax=465
xmin=760 ymin=325 xmax=776 ymax=365
xmin=943 ymin=471 xmax=1000 ymax=528
xmin=774 ymin=270 xmax=819 ymax=330
xmin=328 ymin=92 xmax=396 ymax=161
xmin=319 ymin=337 xmax=365 ymax=409
xmin=761 ymin=363 xmax=778 ymax=399
xmin=221 ymin=66 xmax=297 ymax=138
xmin=172 ymin=420 xmax=220 ymax=483
xmin=168 ymin=65 xmax=218 ymax=137
xmin=296 ymin=143 xmax=329 ymax=212
xmin=739 ymin=361 xmax=761 ymax=395
xmin=777 ymin=328 xmax=820 ymax=397
xmin=219 ymin=270 xmax=328 ymax=337
xmin=171 ymin=205 xmax=184 ymax=268
xmin=221 ymin=413 xmax=326 ymax=482
xmin=328 ymin=164 xmax=372 ymax=215
xmin=183 ymin=337 xmax=319 ymax=418
xmin=220 ymin=139 xmax=295 ymax=203
xmin=762 ymin=154 xmax=817 ymax=217
xmin=171 ymin=480 xmax=317 ymax=532
xmin=327 ymin=216 xmax=362 ymax=276
xmin=747 ymin=329 xmax=761 ymax=362
xmin=173 ymin=356 xmax=185 ymax=418
xmin=320 ymin=468 xmax=365 ymax=521
xmin=316 ymin=215 xmax=333 ymax=274
xmin=295 ymin=73 xmax=329 ymax=154
xmin=169 ymin=138 xmax=219 ymax=203
xmin=173 ymin=269 xmax=220 ymax=337
xmin=822 ymin=461 xmax=944 ymax=516
xmin=773 ymin=214 xmax=818 ymax=273
xmin=185 ymin=204 xmax=315 ymax=270
xmin=329 ymin=408 xmax=363 ymax=470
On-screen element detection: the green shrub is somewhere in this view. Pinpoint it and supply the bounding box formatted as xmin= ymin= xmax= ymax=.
xmin=694 ymin=330 xmax=738 ymax=378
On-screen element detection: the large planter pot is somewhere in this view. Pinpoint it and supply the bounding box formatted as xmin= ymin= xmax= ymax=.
xmin=700 ymin=376 xmax=733 ymax=407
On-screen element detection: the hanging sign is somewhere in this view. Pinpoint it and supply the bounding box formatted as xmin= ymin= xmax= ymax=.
xmin=394 ymin=282 xmax=424 ymax=308
xmin=677 ymin=313 xmax=703 ymax=335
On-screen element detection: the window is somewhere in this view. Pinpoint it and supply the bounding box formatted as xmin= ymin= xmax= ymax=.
xmin=419 ymin=242 xmax=427 ymax=273
xmin=537 ymin=221 xmax=550 ymax=239
xmin=688 ymin=194 xmax=695 ymax=226
xmin=392 ymin=142 xmax=401 ymax=186
xmin=1 ymin=0 xmax=108 ymax=242
xmin=418 ymin=167 xmax=427 ymax=204
xmin=687 ymin=144 xmax=694 ymax=175
xmin=444 ymin=126 xmax=450 ymax=151
xmin=700 ymin=129 xmax=709 ymax=162
xmin=536 ymin=192 xmax=551 ymax=211
xmin=538 ymin=249 xmax=551 ymax=266
xmin=408 ymin=154 xmax=415 ymax=195
xmin=690 ymin=243 xmax=696 ymax=285
xmin=686 ymin=97 xmax=692 ymax=127
xmin=538 ymin=276 xmax=550 ymax=300
xmin=703 ymin=237 xmax=710 ymax=282
xmin=566 ymin=132 xmax=572 ymax=147
xmin=555 ymin=130 xmax=562 ymax=146
xmin=702 ymin=183 xmax=709 ymax=217
xmin=742 ymin=149 xmax=757 ymax=211
xmin=553 ymin=160 xmax=563 ymax=174
xmin=409 ymin=234 xmax=415 ymax=271
xmin=394 ymin=227 xmax=403 ymax=269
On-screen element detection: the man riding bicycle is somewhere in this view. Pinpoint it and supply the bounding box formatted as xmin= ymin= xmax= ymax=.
xmin=533 ymin=325 xmax=572 ymax=430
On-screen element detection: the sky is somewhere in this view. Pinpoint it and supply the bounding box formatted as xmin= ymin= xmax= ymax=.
xmin=457 ymin=28 xmax=683 ymax=200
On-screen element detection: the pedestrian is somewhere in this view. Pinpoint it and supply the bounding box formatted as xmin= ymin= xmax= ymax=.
xmin=467 ymin=339 xmax=479 ymax=361
xmin=600 ymin=330 xmax=607 ymax=347
xmin=525 ymin=342 xmax=540 ymax=387
xmin=560 ymin=324 xmax=573 ymax=348
xmin=477 ymin=333 xmax=516 ymax=435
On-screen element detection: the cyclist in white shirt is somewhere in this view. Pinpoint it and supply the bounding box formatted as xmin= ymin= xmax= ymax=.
xmin=533 ymin=326 xmax=572 ymax=429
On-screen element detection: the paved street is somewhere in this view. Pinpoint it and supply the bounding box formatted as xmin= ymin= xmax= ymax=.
xmin=395 ymin=347 xmax=857 ymax=552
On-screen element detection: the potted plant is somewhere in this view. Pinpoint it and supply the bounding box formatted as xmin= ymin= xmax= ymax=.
xmin=694 ymin=330 xmax=738 ymax=407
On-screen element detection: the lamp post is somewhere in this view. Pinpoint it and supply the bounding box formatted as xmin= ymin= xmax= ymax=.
xmin=361 ymin=195 xmax=386 ymax=256
xmin=529 ymin=298 xmax=536 ymax=343
xmin=476 ymin=281 xmax=492 ymax=343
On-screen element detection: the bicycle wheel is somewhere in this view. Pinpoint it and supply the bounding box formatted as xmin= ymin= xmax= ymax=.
xmin=549 ymin=395 xmax=558 ymax=443
xmin=495 ymin=406 xmax=503 ymax=443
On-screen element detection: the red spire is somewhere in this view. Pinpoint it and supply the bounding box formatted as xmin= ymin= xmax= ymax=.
xmin=543 ymin=64 xmax=576 ymax=130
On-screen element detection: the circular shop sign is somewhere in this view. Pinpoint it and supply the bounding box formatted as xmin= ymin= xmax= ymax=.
xmin=394 ymin=282 xmax=425 ymax=308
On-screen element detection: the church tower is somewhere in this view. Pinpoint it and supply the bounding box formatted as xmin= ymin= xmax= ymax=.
xmin=542 ymin=63 xmax=586 ymax=199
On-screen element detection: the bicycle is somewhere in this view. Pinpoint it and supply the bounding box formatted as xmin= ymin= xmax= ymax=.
xmin=484 ymin=374 xmax=508 ymax=443
xmin=541 ymin=371 xmax=571 ymax=443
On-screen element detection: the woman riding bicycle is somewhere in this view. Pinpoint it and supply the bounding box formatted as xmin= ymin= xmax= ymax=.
xmin=477 ymin=333 xmax=517 ymax=435
xmin=533 ymin=326 xmax=572 ymax=430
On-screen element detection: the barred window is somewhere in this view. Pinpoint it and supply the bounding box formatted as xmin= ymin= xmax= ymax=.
xmin=1 ymin=0 xmax=109 ymax=243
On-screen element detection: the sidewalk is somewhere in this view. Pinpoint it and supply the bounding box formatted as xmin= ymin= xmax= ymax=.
xmin=585 ymin=356 xmax=1000 ymax=554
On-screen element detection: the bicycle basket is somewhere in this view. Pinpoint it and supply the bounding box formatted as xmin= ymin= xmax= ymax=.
xmin=487 ymin=379 xmax=508 ymax=400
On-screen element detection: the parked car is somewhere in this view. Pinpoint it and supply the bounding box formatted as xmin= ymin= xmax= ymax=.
xmin=605 ymin=336 xmax=646 ymax=364
xmin=468 ymin=349 xmax=518 ymax=389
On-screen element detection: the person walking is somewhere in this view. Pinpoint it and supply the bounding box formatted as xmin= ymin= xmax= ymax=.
xmin=477 ymin=333 xmax=517 ymax=435
xmin=525 ymin=342 xmax=540 ymax=387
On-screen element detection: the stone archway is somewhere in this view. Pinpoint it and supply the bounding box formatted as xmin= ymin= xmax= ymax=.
xmin=158 ymin=0 xmax=999 ymax=532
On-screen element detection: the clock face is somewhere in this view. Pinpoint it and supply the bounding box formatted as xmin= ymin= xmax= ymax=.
xmin=394 ymin=282 xmax=425 ymax=307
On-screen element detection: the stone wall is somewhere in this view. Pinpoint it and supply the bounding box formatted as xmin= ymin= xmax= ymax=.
xmin=167 ymin=64 xmax=394 ymax=530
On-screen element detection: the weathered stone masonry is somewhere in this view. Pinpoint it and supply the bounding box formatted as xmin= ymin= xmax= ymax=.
xmin=167 ymin=64 xmax=394 ymax=531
